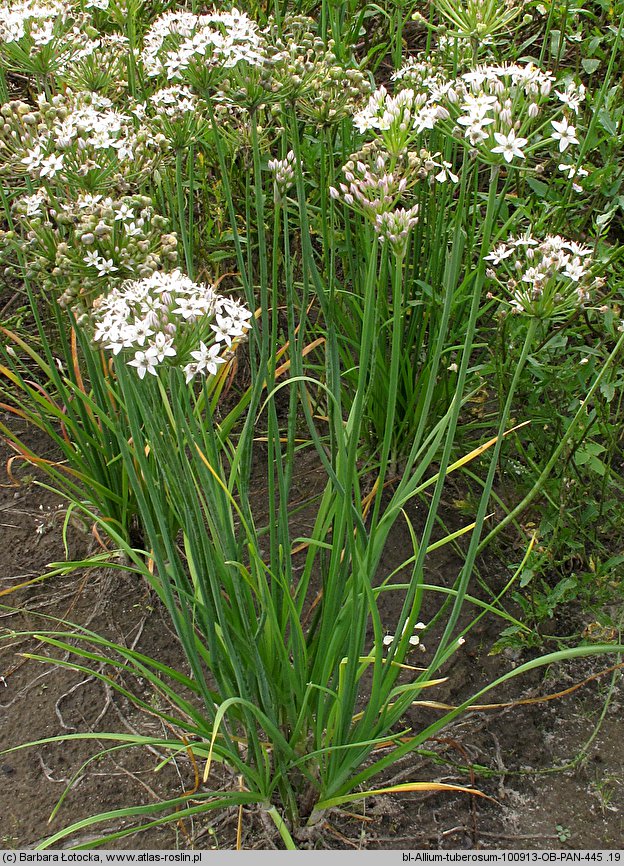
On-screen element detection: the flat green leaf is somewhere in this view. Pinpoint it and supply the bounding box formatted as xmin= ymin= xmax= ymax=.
xmin=600 ymin=380 xmax=616 ymax=402
xmin=581 ymin=58 xmax=601 ymax=74
xmin=526 ymin=177 xmax=549 ymax=198
xmin=575 ymin=442 xmax=607 ymax=464
xmin=574 ymin=442 xmax=608 ymax=477
xmin=598 ymin=107 xmax=618 ymax=136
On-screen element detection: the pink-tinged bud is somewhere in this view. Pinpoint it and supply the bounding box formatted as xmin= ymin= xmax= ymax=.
xmin=329 ymin=186 xmax=339 ymax=200
xmin=344 ymin=194 xmax=354 ymax=205
xmin=528 ymin=102 xmax=539 ymax=118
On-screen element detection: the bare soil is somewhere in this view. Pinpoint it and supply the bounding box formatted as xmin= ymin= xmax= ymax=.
xmin=1 ymin=419 xmax=623 ymax=851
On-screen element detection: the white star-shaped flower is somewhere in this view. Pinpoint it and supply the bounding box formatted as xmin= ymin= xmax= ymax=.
xmin=83 ymin=250 xmax=102 ymax=268
xmin=95 ymin=258 xmax=118 ymax=276
xmin=491 ymin=129 xmax=528 ymax=163
xmin=551 ymin=118 xmax=579 ymax=152
xmin=190 ymin=341 xmax=226 ymax=376
xmin=128 ymin=350 xmax=158 ymax=379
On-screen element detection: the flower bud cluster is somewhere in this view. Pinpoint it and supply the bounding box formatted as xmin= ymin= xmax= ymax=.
xmin=375 ymin=206 xmax=420 ymax=257
xmin=330 ymin=146 xmax=407 ymax=217
xmin=330 ymin=141 xmax=446 ymax=221
xmin=435 ymin=33 xmax=474 ymax=66
xmin=0 ymin=90 xmax=165 ymax=191
xmin=91 ymin=270 xmax=252 ymax=383
xmin=4 ymin=192 xmax=178 ymax=311
xmin=329 ymin=143 xmax=440 ymax=255
xmin=282 ymin=62 xmax=370 ymax=128
xmin=261 ymin=20 xmax=370 ymax=125
xmin=330 ymin=143 xmax=433 ymax=218
xmin=0 ymin=99 xmax=40 ymax=169
xmin=484 ymin=234 xmax=602 ymax=320
xmin=391 ymin=58 xmax=452 ymax=95
xmin=267 ymin=150 xmax=296 ymax=204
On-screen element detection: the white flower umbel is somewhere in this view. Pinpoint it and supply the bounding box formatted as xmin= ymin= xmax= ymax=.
xmin=485 ymin=233 xmax=601 ymax=320
xmin=0 ymin=90 xmax=163 ymax=190
xmin=555 ymin=81 xmax=586 ymax=114
xmin=141 ymin=8 xmax=265 ymax=81
xmin=355 ymin=61 xmax=580 ymax=170
xmin=451 ymin=64 xmax=555 ymax=164
xmin=0 ymin=0 xmax=70 ymax=49
xmin=0 ymin=0 xmax=66 ymax=44
xmin=150 ymin=85 xmax=197 ymax=118
xmin=353 ymin=86 xmax=428 ymax=155
xmin=184 ymin=341 xmax=225 ymax=383
xmin=9 ymin=191 xmax=178 ymax=311
xmin=0 ymin=0 xmax=103 ymax=80
xmin=91 ymin=270 xmax=252 ymax=382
